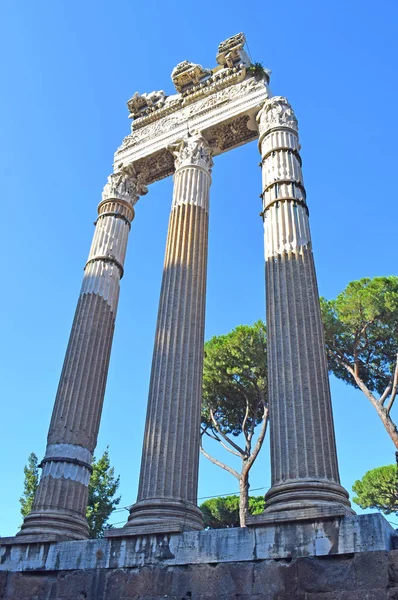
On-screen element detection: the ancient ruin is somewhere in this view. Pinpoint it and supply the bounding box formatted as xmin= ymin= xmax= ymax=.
xmin=1 ymin=33 xmax=396 ymax=600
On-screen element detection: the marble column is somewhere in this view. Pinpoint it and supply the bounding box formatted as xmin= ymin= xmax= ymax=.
xmin=257 ymin=97 xmax=352 ymax=520
xmin=17 ymin=169 xmax=147 ymax=540
xmin=126 ymin=134 xmax=212 ymax=533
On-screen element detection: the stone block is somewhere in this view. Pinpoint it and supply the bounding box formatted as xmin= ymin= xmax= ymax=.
xmin=186 ymin=562 xmax=254 ymax=597
xmin=306 ymin=592 xmax=386 ymax=600
xmin=2 ymin=572 xmax=56 ymax=600
xmin=389 ymin=550 xmax=398 ymax=587
xmin=0 ymin=571 xmax=7 ymax=597
xmin=354 ymin=551 xmax=389 ymax=589
xmin=297 ymin=555 xmax=356 ymax=593
xmin=105 ymin=566 xmax=174 ymax=599
xmin=253 ymin=559 xmax=298 ymax=597
xmin=55 ymin=569 xmax=106 ymax=600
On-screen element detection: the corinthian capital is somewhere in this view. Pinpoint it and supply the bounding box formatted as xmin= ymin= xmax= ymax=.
xmin=257 ymin=96 xmax=298 ymax=135
xmin=171 ymin=134 xmax=213 ymax=173
xmin=102 ymin=168 xmax=148 ymax=206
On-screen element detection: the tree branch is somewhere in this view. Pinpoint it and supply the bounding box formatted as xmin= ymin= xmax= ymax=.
xmin=201 ymin=427 xmax=221 ymax=442
xmin=334 ymin=352 xmax=380 ymax=409
xmin=241 ymin=397 xmax=251 ymax=449
xmin=386 ymin=353 xmax=398 ymax=414
xmin=242 ymin=406 xmax=269 ymax=475
xmin=218 ymin=440 xmax=242 ymax=458
xmin=209 ymin=408 xmax=245 ymax=456
xmin=200 ymin=445 xmax=240 ymax=480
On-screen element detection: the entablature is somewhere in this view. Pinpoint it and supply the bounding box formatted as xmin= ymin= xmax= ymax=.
xmin=114 ymin=34 xmax=271 ymax=185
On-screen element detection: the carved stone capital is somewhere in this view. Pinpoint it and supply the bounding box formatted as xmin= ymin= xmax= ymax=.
xmin=257 ymin=96 xmax=298 ymax=136
xmin=102 ymin=169 xmax=148 ymax=206
xmin=171 ymin=135 xmax=213 ymax=173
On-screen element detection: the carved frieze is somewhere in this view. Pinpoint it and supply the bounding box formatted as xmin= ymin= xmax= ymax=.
xmin=133 ymin=151 xmax=175 ymax=185
xmin=257 ymin=96 xmax=298 ymax=135
xmin=121 ymin=76 xmax=263 ymax=150
xmin=208 ymin=115 xmax=253 ymax=152
xmin=131 ymin=66 xmax=247 ymax=131
xmin=102 ymin=169 xmax=148 ymax=206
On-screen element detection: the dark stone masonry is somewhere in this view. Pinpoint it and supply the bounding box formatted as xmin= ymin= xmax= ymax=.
xmin=1 ymin=550 xmax=398 ymax=599
xmin=1 ymin=517 xmax=397 ymax=599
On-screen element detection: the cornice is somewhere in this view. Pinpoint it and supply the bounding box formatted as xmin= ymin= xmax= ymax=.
xmin=114 ymin=33 xmax=271 ymax=186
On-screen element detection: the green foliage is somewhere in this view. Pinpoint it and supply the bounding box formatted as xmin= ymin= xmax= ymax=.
xmin=202 ymin=320 xmax=267 ymax=437
xmin=19 ymin=452 xmax=39 ymax=518
xmin=200 ymin=495 xmax=265 ymax=529
xmin=86 ymin=447 xmax=121 ymax=538
xmin=352 ymin=465 xmax=398 ymax=515
xmin=247 ymin=62 xmax=266 ymax=78
xmin=320 ymin=276 xmax=398 ymax=394
xmin=20 ymin=448 xmax=121 ymax=538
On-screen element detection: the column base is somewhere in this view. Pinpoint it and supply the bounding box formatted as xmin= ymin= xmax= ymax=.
xmin=106 ymin=498 xmax=203 ymax=537
xmin=247 ymin=479 xmax=354 ymax=525
xmin=16 ymin=509 xmax=89 ymax=541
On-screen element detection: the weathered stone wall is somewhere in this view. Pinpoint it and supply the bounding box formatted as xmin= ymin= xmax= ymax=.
xmin=1 ymin=517 xmax=396 ymax=599
xmin=1 ymin=550 xmax=398 ymax=599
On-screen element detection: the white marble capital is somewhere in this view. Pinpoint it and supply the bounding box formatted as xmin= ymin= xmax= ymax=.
xmin=257 ymin=96 xmax=298 ymax=139
xmin=102 ymin=169 xmax=148 ymax=206
xmin=171 ymin=134 xmax=213 ymax=174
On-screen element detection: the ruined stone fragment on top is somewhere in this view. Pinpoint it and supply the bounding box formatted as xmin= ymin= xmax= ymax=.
xmin=171 ymin=61 xmax=211 ymax=93
xmin=127 ymin=90 xmax=167 ymax=120
xmin=216 ymin=32 xmax=250 ymax=68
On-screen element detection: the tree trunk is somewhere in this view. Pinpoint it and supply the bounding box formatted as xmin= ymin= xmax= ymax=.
xmin=239 ymin=471 xmax=249 ymax=527
xmin=340 ymin=359 xmax=398 ymax=450
xmin=377 ymin=406 xmax=398 ymax=449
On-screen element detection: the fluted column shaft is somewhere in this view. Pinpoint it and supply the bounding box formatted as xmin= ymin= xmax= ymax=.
xmin=127 ymin=135 xmax=212 ymax=533
xmin=18 ymin=170 xmax=147 ymax=540
xmin=258 ymin=97 xmax=351 ymax=518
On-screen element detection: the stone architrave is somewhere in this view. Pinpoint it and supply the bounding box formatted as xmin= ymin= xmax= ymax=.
xmin=17 ymin=169 xmax=147 ymax=541
xmin=250 ymin=97 xmax=352 ymax=522
xmin=115 ymin=134 xmax=213 ymax=534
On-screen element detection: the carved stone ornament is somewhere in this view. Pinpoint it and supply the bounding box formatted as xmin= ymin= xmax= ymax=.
xmin=257 ymin=96 xmax=298 ymax=135
xmin=171 ymin=135 xmax=213 ymax=173
xmin=102 ymin=168 xmax=148 ymax=206
xmin=208 ymin=115 xmax=252 ymax=152
xmin=171 ymin=61 xmax=211 ymax=93
xmin=121 ymin=76 xmax=262 ymax=150
xmin=127 ymin=90 xmax=167 ymax=119
xmin=216 ymin=32 xmax=250 ymax=68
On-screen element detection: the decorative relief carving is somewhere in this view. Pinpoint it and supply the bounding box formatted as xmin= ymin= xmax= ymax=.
xmin=208 ymin=115 xmax=253 ymax=151
xmin=128 ymin=64 xmax=257 ymax=133
xmin=122 ymin=113 xmax=181 ymax=147
xmin=184 ymin=75 xmax=259 ymax=117
xmin=102 ymin=168 xmax=148 ymax=206
xmin=257 ymin=96 xmax=298 ymax=134
xmin=171 ymin=61 xmax=211 ymax=93
xmin=134 ymin=150 xmax=175 ymax=185
xmin=113 ymin=34 xmax=270 ymax=186
xmin=216 ymin=32 xmax=250 ymax=68
xmin=120 ymin=76 xmax=264 ymax=150
xmin=171 ymin=135 xmax=213 ymax=173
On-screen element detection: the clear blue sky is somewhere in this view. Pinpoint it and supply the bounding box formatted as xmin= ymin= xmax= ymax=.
xmin=1 ymin=0 xmax=397 ymax=536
